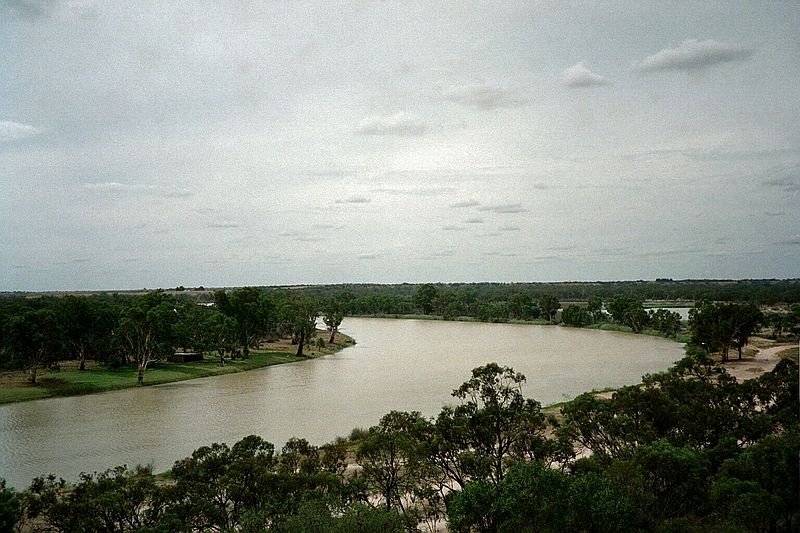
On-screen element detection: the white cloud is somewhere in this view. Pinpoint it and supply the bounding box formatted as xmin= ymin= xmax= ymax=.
xmin=561 ymin=62 xmax=609 ymax=87
xmin=634 ymin=39 xmax=753 ymax=73
xmin=464 ymin=217 xmax=484 ymax=224
xmin=355 ymin=112 xmax=427 ymax=136
xmin=0 ymin=121 xmax=41 ymax=141
xmin=442 ymin=225 xmax=466 ymax=231
xmin=442 ymin=82 xmax=527 ymax=110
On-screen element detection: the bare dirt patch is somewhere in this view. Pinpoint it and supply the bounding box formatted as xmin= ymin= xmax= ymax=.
xmin=720 ymin=343 xmax=793 ymax=382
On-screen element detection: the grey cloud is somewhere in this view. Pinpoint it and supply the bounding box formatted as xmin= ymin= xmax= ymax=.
xmin=298 ymin=236 xmax=325 ymax=242
xmin=372 ymin=186 xmax=454 ymax=197
xmin=442 ymin=82 xmax=527 ymax=110
xmin=358 ymin=254 xmax=379 ymax=259
xmin=335 ymin=195 xmax=371 ymax=204
xmin=450 ymin=200 xmax=481 ymax=208
xmin=464 ymin=217 xmax=484 ymax=224
xmin=312 ymin=223 xmax=344 ymax=230
xmin=0 ymin=121 xmax=41 ymax=141
xmin=561 ymin=62 xmax=609 ymax=87
xmin=478 ymin=203 xmax=528 ymax=214
xmin=633 ymin=248 xmax=704 ymax=259
xmin=208 ymin=222 xmax=240 ymax=229
xmin=765 ymin=212 xmax=785 ymax=217
xmin=355 ymin=112 xmax=427 ymax=136
xmin=3 ymin=0 xmax=53 ymax=19
xmin=499 ymin=225 xmax=520 ymax=231
xmin=484 ymin=251 xmax=520 ymax=257
xmin=422 ymin=250 xmax=456 ymax=259
xmin=634 ymin=39 xmax=753 ymax=73
xmin=442 ymin=225 xmax=466 ymax=231
xmin=82 ymin=182 xmax=192 ymax=198
xmin=764 ymin=174 xmax=800 ymax=192
xmin=547 ymin=245 xmax=578 ymax=252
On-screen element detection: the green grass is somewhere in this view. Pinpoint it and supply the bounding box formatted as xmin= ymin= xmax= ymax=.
xmin=0 ymin=337 xmax=354 ymax=405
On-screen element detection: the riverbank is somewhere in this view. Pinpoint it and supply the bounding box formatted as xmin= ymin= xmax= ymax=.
xmin=542 ymin=338 xmax=799 ymax=415
xmin=350 ymin=313 xmax=691 ymax=343
xmin=0 ymin=330 xmax=354 ymax=405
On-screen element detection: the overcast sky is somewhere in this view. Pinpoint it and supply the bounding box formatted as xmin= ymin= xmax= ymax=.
xmin=2 ymin=1 xmax=799 ymax=291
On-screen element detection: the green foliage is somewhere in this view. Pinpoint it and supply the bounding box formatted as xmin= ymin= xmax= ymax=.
xmin=648 ymin=308 xmax=682 ymax=337
xmin=356 ymin=411 xmax=433 ymax=513
xmin=412 ymin=284 xmax=438 ymax=314
xmin=322 ymin=299 xmax=344 ymax=344
xmin=561 ymin=304 xmax=591 ymax=326
xmin=538 ymin=293 xmax=560 ymax=324
xmin=7 ymin=307 xmax=59 ymax=384
xmin=26 ymin=466 xmax=160 ymax=533
xmin=689 ymin=302 xmax=762 ymax=361
xmin=0 ymin=479 xmax=22 ymax=533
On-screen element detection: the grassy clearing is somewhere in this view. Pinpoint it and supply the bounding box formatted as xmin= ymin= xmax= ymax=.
xmin=0 ymin=332 xmax=354 ymax=406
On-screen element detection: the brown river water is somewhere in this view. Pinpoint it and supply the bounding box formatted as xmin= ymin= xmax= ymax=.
xmin=0 ymin=318 xmax=685 ymax=489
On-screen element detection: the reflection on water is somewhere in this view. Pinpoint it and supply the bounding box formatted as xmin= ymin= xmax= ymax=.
xmin=0 ymin=318 xmax=684 ymax=489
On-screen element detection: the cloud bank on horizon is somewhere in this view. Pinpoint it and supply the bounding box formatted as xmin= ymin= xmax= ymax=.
xmin=1 ymin=1 xmax=799 ymax=290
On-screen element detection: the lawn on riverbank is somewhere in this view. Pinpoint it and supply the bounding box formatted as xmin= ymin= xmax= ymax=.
xmin=0 ymin=331 xmax=354 ymax=405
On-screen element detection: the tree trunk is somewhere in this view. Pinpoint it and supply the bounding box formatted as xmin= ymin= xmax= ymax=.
xmin=137 ymin=364 xmax=145 ymax=385
xmin=328 ymin=329 xmax=336 ymax=344
xmin=296 ymin=332 xmax=305 ymax=357
xmin=30 ymin=367 xmax=37 ymax=385
xmin=79 ymin=345 xmax=86 ymax=371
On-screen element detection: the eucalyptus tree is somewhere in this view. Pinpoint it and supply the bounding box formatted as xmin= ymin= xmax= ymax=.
xmin=7 ymin=308 xmax=59 ymax=384
xmin=690 ymin=302 xmax=762 ymax=362
xmin=58 ymin=296 xmax=116 ymax=370
xmin=537 ymin=294 xmax=560 ymax=324
xmin=290 ymin=298 xmax=317 ymax=357
xmin=323 ymin=299 xmax=344 ymax=344
xmin=118 ymin=291 xmax=178 ymax=385
xmin=428 ymin=364 xmax=551 ymax=489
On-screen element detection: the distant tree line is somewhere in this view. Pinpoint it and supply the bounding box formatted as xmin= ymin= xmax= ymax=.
xmin=0 ymin=289 xmax=346 ymax=386
xmin=2 ymin=354 xmax=797 ymax=531
xmin=295 ymin=279 xmax=800 ymax=306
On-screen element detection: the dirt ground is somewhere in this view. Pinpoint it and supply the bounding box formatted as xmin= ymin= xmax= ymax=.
xmin=722 ymin=340 xmax=795 ymax=382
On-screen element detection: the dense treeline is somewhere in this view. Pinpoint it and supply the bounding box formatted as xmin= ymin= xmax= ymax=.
xmin=0 ymin=288 xmax=343 ymax=385
xmin=292 ymin=279 xmax=800 ymax=307
xmin=1 ymin=354 xmax=797 ymax=532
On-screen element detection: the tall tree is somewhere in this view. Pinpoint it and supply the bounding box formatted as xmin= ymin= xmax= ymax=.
xmin=412 ymin=284 xmax=438 ymax=315
xmin=538 ymin=294 xmax=560 ymax=324
xmin=58 ymin=296 xmax=114 ymax=370
xmin=586 ymin=295 xmax=603 ymax=323
xmin=323 ymin=299 xmax=344 ymax=344
xmin=690 ymin=302 xmax=762 ymax=362
xmin=290 ymin=298 xmax=317 ymax=357
xmin=8 ymin=308 xmax=58 ymax=385
xmin=118 ymin=291 xmax=177 ymax=385
xmin=430 ymin=364 xmax=550 ymax=487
